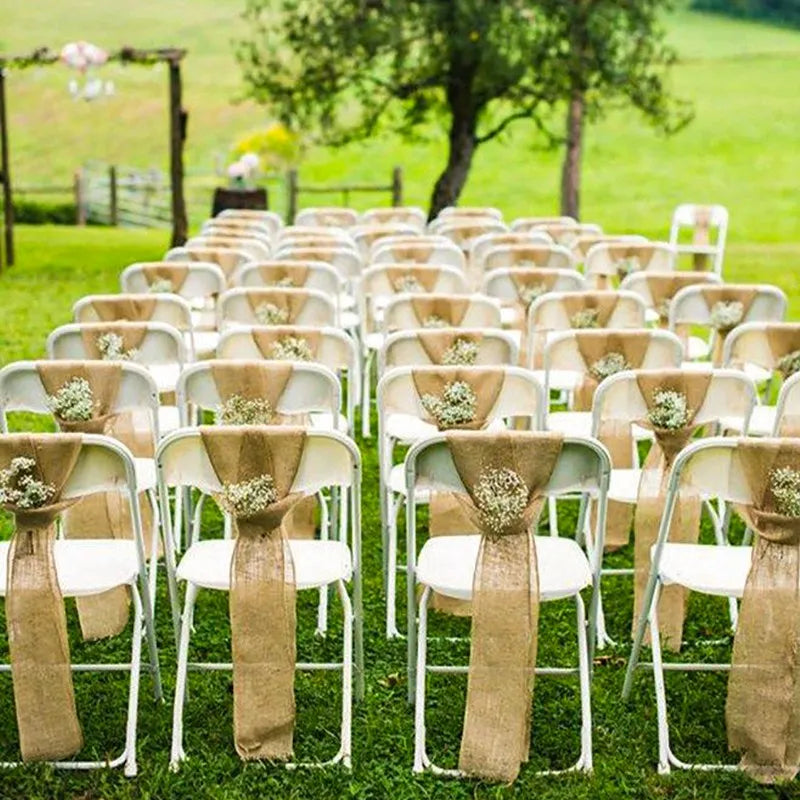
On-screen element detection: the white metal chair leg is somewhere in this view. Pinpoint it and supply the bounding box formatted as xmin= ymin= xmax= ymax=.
xmin=316 ymin=492 xmax=331 ymax=637
xmin=548 ymin=496 xmax=559 ymax=537
xmin=335 ymin=580 xmax=353 ymax=769
xmin=361 ymin=350 xmax=373 ymax=439
xmin=386 ymin=493 xmax=404 ymax=639
xmin=648 ymin=584 xmax=672 ymax=775
xmin=123 ymin=584 xmax=144 ymax=777
xmin=575 ymin=594 xmax=593 ymax=772
xmin=170 ymin=582 xmax=197 ymax=771
xmin=413 ymin=586 xmax=430 ymax=773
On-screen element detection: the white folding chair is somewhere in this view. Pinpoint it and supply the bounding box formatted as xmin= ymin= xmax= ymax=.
xmin=530 ymin=222 xmax=603 ymax=247
xmin=432 ymin=206 xmax=504 ymax=225
xmin=378 ymin=365 xmax=547 ymax=637
xmin=570 ymin=234 xmax=648 ymax=265
xmin=276 ymin=227 xmax=357 ymax=253
xmin=216 ymin=208 xmax=283 ymax=238
xmin=483 ymin=242 xmax=575 ymax=272
xmin=407 ymin=433 xmax=610 ymax=775
xmin=583 ymin=242 xmax=676 ymax=289
xmin=470 ymin=231 xmax=554 ymax=277
xmin=164 ymin=246 xmax=252 ymax=284
xmin=361 ymin=207 xmax=426 ymax=231
xmin=668 ymin=203 xmax=728 ymax=274
xmin=186 ymin=234 xmax=271 ymax=261
xmin=295 ymin=207 xmax=360 ymax=228
xmin=370 ymin=239 xmax=466 ymax=270
xmin=158 ymin=428 xmax=363 ymax=769
xmin=0 ymin=433 xmax=161 ymax=776
xmin=201 ymin=219 xmax=274 ymax=242
xmin=511 ymin=215 xmax=576 ymax=232
xmin=351 ymin=223 xmax=419 ymax=259
xmin=622 ymin=435 xmax=774 ymax=774
xmin=434 ymin=219 xmax=508 ymax=258
xmin=217 ymin=287 xmax=336 ymax=330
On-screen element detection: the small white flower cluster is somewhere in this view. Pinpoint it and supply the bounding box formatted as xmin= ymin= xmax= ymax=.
xmin=616 ymin=257 xmax=638 ymax=278
xmin=423 ymin=314 xmax=448 ymax=329
xmin=710 ymin=300 xmax=743 ymax=331
xmin=442 ymin=337 xmax=478 ymax=366
xmin=393 ymin=275 xmax=424 ymax=293
xmin=148 ymin=278 xmax=174 ymax=293
xmin=220 ymin=473 xmax=278 ymax=517
xmin=255 ymin=302 xmax=289 ymax=325
xmin=770 ymin=466 xmax=800 ymax=518
xmin=777 ymin=350 xmax=800 ymax=378
xmin=589 ymin=352 xmax=630 ymax=382
xmin=217 ymin=394 xmax=274 ymax=425
xmin=96 ymin=332 xmax=137 ymax=361
xmin=656 ymin=300 xmax=672 ymax=321
xmin=47 ymin=377 xmax=95 ymax=422
xmin=420 ymin=380 xmax=477 ymax=428
xmin=270 ymin=335 xmax=313 ymax=361
xmin=269 ymin=276 xmax=295 ymax=288
xmin=0 ymin=457 xmax=56 ymax=509
xmin=518 ymin=283 xmax=548 ymax=307
xmin=648 ymin=389 xmax=691 ymax=430
xmin=473 ymin=467 xmax=529 ymax=537
xmin=570 ymin=308 xmax=599 ymax=329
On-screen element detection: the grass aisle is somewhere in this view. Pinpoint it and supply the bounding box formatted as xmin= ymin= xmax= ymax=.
xmin=0 ymin=227 xmax=798 ymax=799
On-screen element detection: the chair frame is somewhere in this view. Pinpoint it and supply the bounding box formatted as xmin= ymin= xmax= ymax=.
xmin=668 ymin=203 xmax=729 ymax=275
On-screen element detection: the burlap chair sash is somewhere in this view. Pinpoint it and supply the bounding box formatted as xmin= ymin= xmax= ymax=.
xmin=692 ymin=206 xmax=713 ymax=268
xmin=409 ymin=296 xmax=470 ymax=329
xmin=695 ymin=285 xmax=760 ymax=366
xmin=642 ymin=272 xmax=716 ymax=327
xmin=507 ymin=269 xmax=564 ymax=328
xmin=445 ymin=431 xmax=564 ymax=782
xmin=79 ymin=322 xmax=149 ymax=361
xmin=200 ymin=426 xmax=306 ymax=760
xmin=183 ymin=248 xmax=245 ymax=282
xmin=250 ymin=327 xmax=323 ymax=361
xmin=0 ymin=434 xmax=84 ymax=761
xmin=244 ymin=289 xmax=309 ymax=324
xmin=765 ymin=326 xmax=800 ymax=377
xmin=141 ymin=265 xmax=190 ymax=292
xmin=590 ymin=244 xmax=666 ymax=288
xmin=387 ymin=244 xmax=436 ymax=262
xmin=726 ymin=440 xmax=800 ymax=783
xmin=417 ymin=330 xmax=484 ymax=364
xmin=257 ymin=264 xmax=310 ymax=288
xmin=384 ymin=265 xmax=442 ymax=293
xmin=632 ymin=371 xmax=712 ymax=650
xmin=90 ymin=296 xmax=157 ymax=323
xmin=571 ymin=332 xmax=653 ymax=549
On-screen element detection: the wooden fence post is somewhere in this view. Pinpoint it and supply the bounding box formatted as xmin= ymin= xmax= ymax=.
xmin=74 ymin=169 xmax=86 ymax=226
xmin=391 ymin=166 xmax=403 ymax=207
xmin=286 ymin=168 xmax=298 ymax=224
xmin=109 ymin=165 xmax=118 ymax=226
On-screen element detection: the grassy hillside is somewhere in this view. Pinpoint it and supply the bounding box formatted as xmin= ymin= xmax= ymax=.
xmin=2 ymin=3 xmax=800 ymax=237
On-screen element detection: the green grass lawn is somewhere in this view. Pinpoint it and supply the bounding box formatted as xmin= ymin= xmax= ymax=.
xmin=1 ymin=226 xmax=800 ymax=799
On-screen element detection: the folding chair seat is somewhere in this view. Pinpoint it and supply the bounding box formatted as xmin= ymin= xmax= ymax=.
xmin=0 ymin=433 xmax=161 ymax=776
xmin=378 ymin=365 xmax=546 ymax=637
xmin=668 ymin=203 xmax=728 ymax=274
xmin=406 ymin=432 xmax=610 ymax=776
xmin=217 ymin=287 xmax=336 ymax=331
xmin=158 ymin=428 xmax=363 ymax=770
xmin=583 ymin=242 xmax=676 ymax=289
xmin=295 ymin=207 xmax=360 ymax=228
xmin=361 ymin=206 xmax=426 ymax=231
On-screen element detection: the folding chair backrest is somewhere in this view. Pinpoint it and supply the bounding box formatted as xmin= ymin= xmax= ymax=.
xmin=277 ymin=246 xmax=362 ymax=280
xmin=370 ymin=240 xmax=466 ymax=270
xmin=483 ymin=243 xmax=574 ymax=272
xmin=471 ymin=232 xmax=554 ymax=274
xmin=361 ymin=263 xmax=468 ymax=299
xmin=383 ymin=293 xmax=502 ymax=332
xmin=670 ymin=284 xmax=787 ymax=329
xmin=200 ymin=224 xmax=272 ymax=246
xmin=294 ymin=207 xmax=360 ymax=228
xmin=528 ymin=290 xmax=647 ymax=333
xmin=361 ymin=207 xmax=426 ymax=231
xmin=570 ymin=234 xmax=648 ymax=262
xmin=482 ymin=268 xmax=586 ymax=304
xmin=583 ymin=242 xmax=676 ymax=289
xmin=73 ymin=293 xmax=193 ymax=332
xmin=47 ymin=322 xmax=187 ymax=366
xmin=165 ymin=247 xmax=252 ymax=280
xmin=157 ymin=428 xmax=359 ymax=498
xmin=202 ymin=218 xmax=274 ymax=240
xmin=217 ymin=208 xmax=283 ymax=237
xmin=352 ymin=224 xmax=419 ymax=258
xmin=217 ymin=287 xmax=336 ymax=328
xmin=187 ymin=235 xmax=271 ymax=261
xmin=592 ymin=369 xmax=756 ymax=433
xmin=722 ymin=322 xmax=800 ymax=372
xmin=120 ymin=262 xmax=227 ymax=300
xmin=235 ymin=260 xmax=341 ymax=295
xmin=0 ymin=360 xmax=160 ymax=439
xmin=380 ymin=328 xmax=518 ymax=372
xmin=176 ymin=360 xmax=341 ymax=426
xmin=669 ymin=203 xmax=729 ymax=248
xmin=511 ymin=215 xmax=577 ymax=232
xmin=619 ymin=270 xmax=721 ymax=312
xmin=435 ymin=206 xmax=504 ymax=223
xmin=435 ymin=219 xmax=508 ymax=252
xmin=531 ymin=222 xmax=602 ymax=246
xmin=378 ymin=365 xmax=546 ymax=428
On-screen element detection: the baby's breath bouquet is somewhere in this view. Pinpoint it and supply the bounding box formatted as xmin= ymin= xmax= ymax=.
xmin=442 ymin=337 xmax=478 ymax=366
xmin=656 ymin=300 xmax=672 ymax=321
xmin=770 ymin=467 xmax=800 ymax=518
xmin=710 ymin=300 xmax=743 ymax=331
xmin=270 ymin=335 xmax=313 ymax=361
xmin=518 ymin=283 xmax=548 ymax=307
xmin=255 ymin=302 xmax=289 ymax=326
xmin=589 ymin=352 xmax=629 ymax=382
xmin=423 ymin=314 xmax=448 ymax=329
xmin=647 ymin=389 xmax=691 ymax=430
xmin=570 ymin=308 xmax=599 ymax=329
xmin=269 ymin=276 xmax=295 ymax=288
xmin=220 ymin=474 xmax=278 ymax=517
xmin=148 ymin=278 xmax=174 ymax=293
xmin=616 ymin=257 xmax=638 ymax=280
xmin=420 ymin=380 xmax=477 ymax=428
xmin=96 ymin=332 xmax=137 ymax=361
xmin=473 ymin=467 xmax=530 ymax=537
xmin=777 ymin=350 xmax=800 ymax=378
xmin=47 ymin=377 xmax=95 ymax=422
xmin=393 ymin=275 xmax=423 ymax=294
xmin=0 ymin=457 xmax=56 ymax=509
xmin=217 ymin=394 xmax=274 ymax=425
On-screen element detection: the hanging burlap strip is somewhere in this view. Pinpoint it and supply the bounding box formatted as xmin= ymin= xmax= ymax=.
xmin=257 ymin=264 xmax=310 ymax=288
xmin=591 ymin=244 xmax=664 ymax=289
xmin=250 ymin=326 xmax=323 ymax=361
xmin=446 ymin=430 xmax=564 ymax=782
xmin=412 ymin=368 xmax=505 ymax=614
xmin=141 ymin=264 xmax=190 ymax=292
xmin=572 ymin=332 xmax=652 ymax=549
xmin=0 ymin=434 xmax=84 ymax=761
xmin=388 ymin=244 xmax=436 ymax=263
xmin=766 ymin=326 xmax=800 ymax=378
xmin=698 ymin=285 xmax=759 ymax=366
xmin=417 ymin=330 xmax=484 ymax=364
xmin=200 ymin=426 xmax=306 ymax=760
xmin=692 ymin=206 xmax=712 ymax=269
xmin=502 ymin=246 xmax=553 ymax=268
xmin=36 ymin=362 xmax=146 ymax=640
xmin=409 ymin=296 xmax=469 ymax=328
xmin=632 ymin=371 xmax=712 ymax=650
xmin=90 ymin=295 xmax=157 ymax=323
xmin=726 ymin=440 xmax=800 ymax=783
xmin=245 ymin=289 xmax=309 ymax=324
xmin=508 ymin=269 xmax=562 ymax=331
xmin=79 ymin=322 xmax=149 ymax=360
xmin=385 ymin=265 xmax=442 ymax=293
xmin=209 ymin=361 xmax=315 ymax=539
xmin=184 ymin=248 xmax=245 ymax=282
xmin=643 ymin=272 xmax=717 ymax=327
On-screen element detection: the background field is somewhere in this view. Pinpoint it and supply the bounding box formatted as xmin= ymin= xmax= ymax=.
xmin=1 ymin=1 xmax=800 ymax=798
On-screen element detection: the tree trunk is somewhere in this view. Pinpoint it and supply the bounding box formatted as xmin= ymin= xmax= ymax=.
xmin=560 ymin=92 xmax=585 ymax=219
xmin=427 ymin=113 xmax=477 ymax=221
